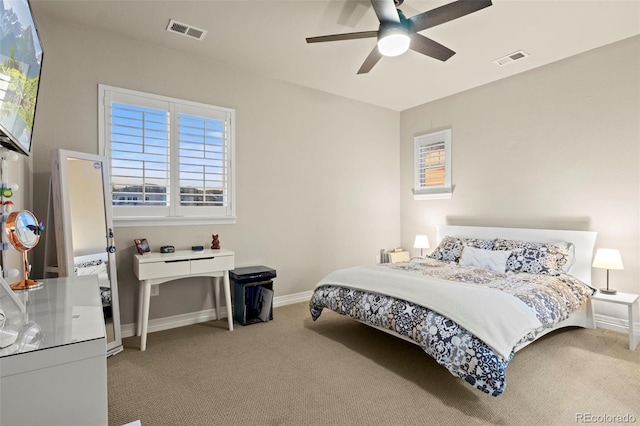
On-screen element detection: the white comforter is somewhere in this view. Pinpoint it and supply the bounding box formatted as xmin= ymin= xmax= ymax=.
xmin=316 ymin=265 xmax=542 ymax=359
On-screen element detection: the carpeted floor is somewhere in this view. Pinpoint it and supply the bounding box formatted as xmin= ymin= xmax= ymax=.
xmin=107 ymin=302 xmax=639 ymax=426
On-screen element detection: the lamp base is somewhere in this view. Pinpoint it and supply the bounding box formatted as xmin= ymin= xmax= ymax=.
xmin=599 ymin=287 xmax=617 ymax=295
xmin=11 ymin=279 xmax=43 ymax=291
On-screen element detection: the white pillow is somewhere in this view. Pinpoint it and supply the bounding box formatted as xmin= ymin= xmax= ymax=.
xmin=459 ymin=246 xmax=511 ymax=274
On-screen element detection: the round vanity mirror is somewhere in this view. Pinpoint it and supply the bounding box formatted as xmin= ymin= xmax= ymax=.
xmin=6 ymin=210 xmax=42 ymax=290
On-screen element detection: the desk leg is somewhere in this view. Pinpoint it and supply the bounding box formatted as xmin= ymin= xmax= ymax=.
xmin=213 ymin=278 xmax=221 ymax=321
xmin=137 ymin=281 xmax=144 ymax=336
xmin=224 ymin=271 xmax=233 ymax=331
xmin=629 ymin=303 xmax=637 ymax=351
xmin=140 ymin=280 xmax=151 ymax=351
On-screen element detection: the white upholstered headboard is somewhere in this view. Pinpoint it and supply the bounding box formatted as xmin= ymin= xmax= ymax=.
xmin=436 ymin=225 xmax=597 ymax=285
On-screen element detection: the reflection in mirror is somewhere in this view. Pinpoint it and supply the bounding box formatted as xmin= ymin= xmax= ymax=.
xmin=6 ymin=210 xmax=42 ymax=290
xmin=48 ymin=149 xmax=122 ymax=356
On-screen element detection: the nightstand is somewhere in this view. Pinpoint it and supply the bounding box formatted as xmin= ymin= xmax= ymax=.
xmin=590 ymin=291 xmax=639 ymax=351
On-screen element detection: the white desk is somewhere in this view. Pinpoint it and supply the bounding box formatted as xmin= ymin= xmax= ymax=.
xmin=133 ymin=249 xmax=235 ymax=351
xmin=0 ymin=276 xmax=107 ymax=426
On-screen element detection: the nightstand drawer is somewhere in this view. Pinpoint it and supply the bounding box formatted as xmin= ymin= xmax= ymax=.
xmin=137 ymin=259 xmax=191 ymax=280
xmin=190 ymin=256 xmax=234 ymax=275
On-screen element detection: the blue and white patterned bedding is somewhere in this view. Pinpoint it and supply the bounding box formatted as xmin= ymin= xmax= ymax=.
xmin=309 ymin=257 xmax=594 ymax=396
xmin=75 ymin=258 xmax=111 ymax=306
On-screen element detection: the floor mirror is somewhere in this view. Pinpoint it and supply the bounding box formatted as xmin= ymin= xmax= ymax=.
xmin=46 ymin=149 xmax=122 ymax=356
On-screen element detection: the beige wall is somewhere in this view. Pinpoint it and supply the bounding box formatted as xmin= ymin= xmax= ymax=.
xmin=400 ymin=36 xmax=640 ymax=321
xmin=27 ymin=15 xmax=401 ymax=325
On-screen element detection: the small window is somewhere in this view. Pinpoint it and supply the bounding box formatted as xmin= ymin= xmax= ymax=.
xmin=413 ymin=128 xmax=452 ymax=200
xmin=99 ymin=85 xmax=235 ymax=226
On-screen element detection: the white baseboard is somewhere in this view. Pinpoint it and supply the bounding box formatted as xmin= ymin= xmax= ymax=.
xmin=273 ymin=290 xmax=313 ymax=307
xmin=595 ymin=313 xmax=639 ymax=337
xmin=121 ymin=290 xmax=314 ymax=338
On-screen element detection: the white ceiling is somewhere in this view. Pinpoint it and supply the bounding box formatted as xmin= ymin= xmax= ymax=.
xmin=30 ymin=0 xmax=640 ymax=111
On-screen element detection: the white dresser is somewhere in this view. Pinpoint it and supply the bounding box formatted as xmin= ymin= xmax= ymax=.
xmin=0 ymin=275 xmax=108 ymax=426
xmin=133 ymin=248 xmax=235 ymax=351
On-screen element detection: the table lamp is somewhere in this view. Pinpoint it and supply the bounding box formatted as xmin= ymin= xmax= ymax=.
xmin=414 ymin=235 xmax=430 ymax=257
xmin=592 ymin=248 xmax=624 ymax=295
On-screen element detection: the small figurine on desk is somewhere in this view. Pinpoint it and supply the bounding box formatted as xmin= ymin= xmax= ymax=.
xmin=211 ymin=234 xmax=220 ymax=250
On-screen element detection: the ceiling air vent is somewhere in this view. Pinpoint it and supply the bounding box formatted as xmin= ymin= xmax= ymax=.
xmin=493 ymin=50 xmax=529 ymax=66
xmin=166 ymin=19 xmax=207 ymax=41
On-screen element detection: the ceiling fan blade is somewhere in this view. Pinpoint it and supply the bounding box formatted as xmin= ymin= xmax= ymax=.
xmin=409 ymin=33 xmax=455 ymax=61
xmin=306 ymin=31 xmax=378 ymax=43
xmin=370 ymin=0 xmax=400 ymax=23
xmin=357 ymin=46 xmax=383 ymax=74
xmin=409 ymin=0 xmax=492 ymax=33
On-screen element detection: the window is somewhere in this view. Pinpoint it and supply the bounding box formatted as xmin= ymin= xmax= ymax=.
xmin=413 ymin=128 xmax=452 ymax=200
xmin=99 ymin=85 xmax=235 ymax=226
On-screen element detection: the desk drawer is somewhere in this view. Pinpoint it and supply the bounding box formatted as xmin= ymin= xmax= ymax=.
xmin=137 ymin=259 xmax=190 ymax=280
xmin=190 ymin=256 xmax=234 ymax=274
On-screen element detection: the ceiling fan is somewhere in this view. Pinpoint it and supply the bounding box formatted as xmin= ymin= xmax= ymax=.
xmin=306 ymin=0 xmax=492 ymax=74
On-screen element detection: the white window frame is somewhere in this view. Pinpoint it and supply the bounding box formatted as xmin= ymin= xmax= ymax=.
xmin=413 ymin=128 xmax=452 ymax=200
xmin=98 ymin=85 xmax=236 ymax=226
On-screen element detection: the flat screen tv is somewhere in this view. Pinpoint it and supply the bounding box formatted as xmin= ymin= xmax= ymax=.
xmin=0 ymin=0 xmax=43 ymax=156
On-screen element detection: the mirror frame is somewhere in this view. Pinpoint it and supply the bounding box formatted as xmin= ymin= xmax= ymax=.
xmin=6 ymin=210 xmax=40 ymax=251
xmin=50 ymin=149 xmax=123 ymax=356
xmin=6 ymin=210 xmax=42 ymax=290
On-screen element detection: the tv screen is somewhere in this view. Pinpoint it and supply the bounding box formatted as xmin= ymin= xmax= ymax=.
xmin=0 ymin=0 xmax=43 ymax=156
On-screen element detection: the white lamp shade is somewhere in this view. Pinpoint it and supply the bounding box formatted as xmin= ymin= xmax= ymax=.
xmin=592 ymin=248 xmax=624 ymax=270
xmin=414 ymin=235 xmax=430 ymax=249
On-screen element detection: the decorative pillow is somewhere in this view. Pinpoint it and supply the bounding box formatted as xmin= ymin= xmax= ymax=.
xmin=429 ymin=236 xmax=495 ymax=263
xmin=554 ymin=241 xmax=576 ymax=273
xmin=459 ymin=246 xmax=511 ymax=274
xmin=492 ymin=239 xmax=574 ymax=276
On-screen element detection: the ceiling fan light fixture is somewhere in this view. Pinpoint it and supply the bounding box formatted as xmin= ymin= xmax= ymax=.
xmin=307 ymin=0 xmax=493 ymax=74
xmin=377 ymin=27 xmax=410 ymax=57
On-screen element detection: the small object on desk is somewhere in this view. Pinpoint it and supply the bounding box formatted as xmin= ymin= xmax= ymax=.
xmin=134 ymin=238 xmax=150 ymax=255
xmin=211 ymin=234 xmax=220 ymax=249
xmin=192 ymin=245 xmax=204 ymax=252
xmin=160 ymin=245 xmax=175 ymax=253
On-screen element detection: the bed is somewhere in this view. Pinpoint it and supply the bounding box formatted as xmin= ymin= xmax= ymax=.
xmin=309 ymin=225 xmax=597 ymax=396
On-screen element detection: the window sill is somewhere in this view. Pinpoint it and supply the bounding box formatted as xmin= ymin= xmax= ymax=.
xmin=413 ymin=187 xmax=453 ymax=200
xmin=114 ymin=216 xmax=237 ymax=227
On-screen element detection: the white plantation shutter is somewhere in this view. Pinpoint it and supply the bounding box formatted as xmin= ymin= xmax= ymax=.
xmin=109 ymin=100 xmax=171 ymax=217
xmin=413 ymin=129 xmax=452 ymax=199
xmin=99 ymin=85 xmax=235 ymax=225
xmin=176 ymin=104 xmax=231 ymax=216
xmin=417 ymin=141 xmax=446 ymax=188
